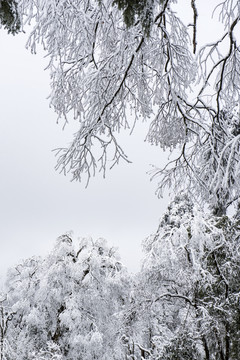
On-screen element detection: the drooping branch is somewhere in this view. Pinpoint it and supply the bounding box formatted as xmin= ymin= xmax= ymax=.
xmin=148 ymin=292 xmax=196 ymax=307
xmin=11 ymin=0 xmax=240 ymax=212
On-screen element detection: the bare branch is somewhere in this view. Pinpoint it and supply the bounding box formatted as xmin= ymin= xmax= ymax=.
xmin=191 ymin=0 xmax=198 ymax=54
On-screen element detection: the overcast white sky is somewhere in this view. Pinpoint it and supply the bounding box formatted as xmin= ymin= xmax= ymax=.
xmin=0 ymin=0 xmax=226 ymax=285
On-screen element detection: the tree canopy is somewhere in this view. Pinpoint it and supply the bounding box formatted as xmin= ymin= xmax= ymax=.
xmin=4 ymin=0 xmax=238 ymax=213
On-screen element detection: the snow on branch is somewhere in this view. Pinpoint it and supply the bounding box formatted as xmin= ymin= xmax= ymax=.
xmin=14 ymin=0 xmax=240 ymax=210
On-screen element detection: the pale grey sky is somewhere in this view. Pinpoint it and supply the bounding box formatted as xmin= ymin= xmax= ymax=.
xmin=0 ymin=30 xmax=170 ymax=283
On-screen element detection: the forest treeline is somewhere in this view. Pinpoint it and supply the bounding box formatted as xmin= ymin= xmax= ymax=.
xmin=1 ymin=195 xmax=240 ymax=359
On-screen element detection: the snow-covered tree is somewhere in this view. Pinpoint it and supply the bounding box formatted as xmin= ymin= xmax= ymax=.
xmin=141 ymin=195 xmax=240 ymax=359
xmin=5 ymin=235 xmax=131 ymax=359
xmin=3 ymin=0 xmax=237 ymax=212
xmin=0 ymin=294 xmax=16 ymax=360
